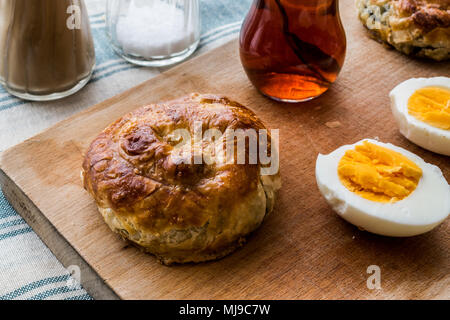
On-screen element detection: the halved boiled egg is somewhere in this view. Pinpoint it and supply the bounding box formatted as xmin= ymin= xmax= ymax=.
xmin=390 ymin=77 xmax=450 ymax=156
xmin=315 ymin=139 xmax=450 ymax=237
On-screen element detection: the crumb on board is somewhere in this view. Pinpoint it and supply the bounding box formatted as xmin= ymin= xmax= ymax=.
xmin=325 ymin=121 xmax=342 ymax=128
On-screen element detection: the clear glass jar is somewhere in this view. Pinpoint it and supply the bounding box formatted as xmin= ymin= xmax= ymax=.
xmin=240 ymin=0 xmax=346 ymax=103
xmin=106 ymin=0 xmax=200 ymax=67
xmin=0 ymin=0 xmax=95 ymax=101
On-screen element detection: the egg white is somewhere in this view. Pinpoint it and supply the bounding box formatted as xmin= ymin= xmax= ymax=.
xmin=315 ymin=139 xmax=450 ymax=237
xmin=390 ymin=77 xmax=450 ymax=156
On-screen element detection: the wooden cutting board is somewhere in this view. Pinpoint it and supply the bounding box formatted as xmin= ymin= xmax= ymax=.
xmin=1 ymin=3 xmax=449 ymax=300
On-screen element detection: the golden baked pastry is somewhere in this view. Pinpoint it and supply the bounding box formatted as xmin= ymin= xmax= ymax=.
xmin=82 ymin=93 xmax=281 ymax=265
xmin=356 ymin=0 xmax=450 ymax=60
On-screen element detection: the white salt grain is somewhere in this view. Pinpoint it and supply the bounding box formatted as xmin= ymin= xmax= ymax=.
xmin=116 ymin=0 xmax=196 ymax=58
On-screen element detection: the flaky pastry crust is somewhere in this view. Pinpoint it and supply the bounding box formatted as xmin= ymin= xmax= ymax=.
xmin=82 ymin=93 xmax=281 ymax=265
xmin=357 ymin=0 xmax=450 ymax=60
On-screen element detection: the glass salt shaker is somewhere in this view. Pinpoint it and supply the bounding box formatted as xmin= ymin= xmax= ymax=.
xmin=106 ymin=0 xmax=200 ymax=67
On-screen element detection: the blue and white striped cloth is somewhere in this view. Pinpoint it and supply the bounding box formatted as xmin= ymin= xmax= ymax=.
xmin=0 ymin=0 xmax=252 ymax=300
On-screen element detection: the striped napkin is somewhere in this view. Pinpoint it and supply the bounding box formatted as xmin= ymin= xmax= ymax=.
xmin=0 ymin=0 xmax=252 ymax=300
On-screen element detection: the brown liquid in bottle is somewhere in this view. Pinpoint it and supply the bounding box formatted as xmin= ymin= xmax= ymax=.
xmin=239 ymin=0 xmax=346 ymax=102
xmin=0 ymin=0 xmax=95 ymax=100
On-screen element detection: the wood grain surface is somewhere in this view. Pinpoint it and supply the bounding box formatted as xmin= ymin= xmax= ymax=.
xmin=1 ymin=3 xmax=449 ymax=299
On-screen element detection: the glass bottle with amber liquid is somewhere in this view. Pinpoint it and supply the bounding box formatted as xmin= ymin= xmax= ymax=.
xmin=239 ymin=0 xmax=346 ymax=102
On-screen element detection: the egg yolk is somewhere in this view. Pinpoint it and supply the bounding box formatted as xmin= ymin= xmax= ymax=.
xmin=338 ymin=141 xmax=422 ymax=203
xmin=408 ymin=86 xmax=450 ymax=130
